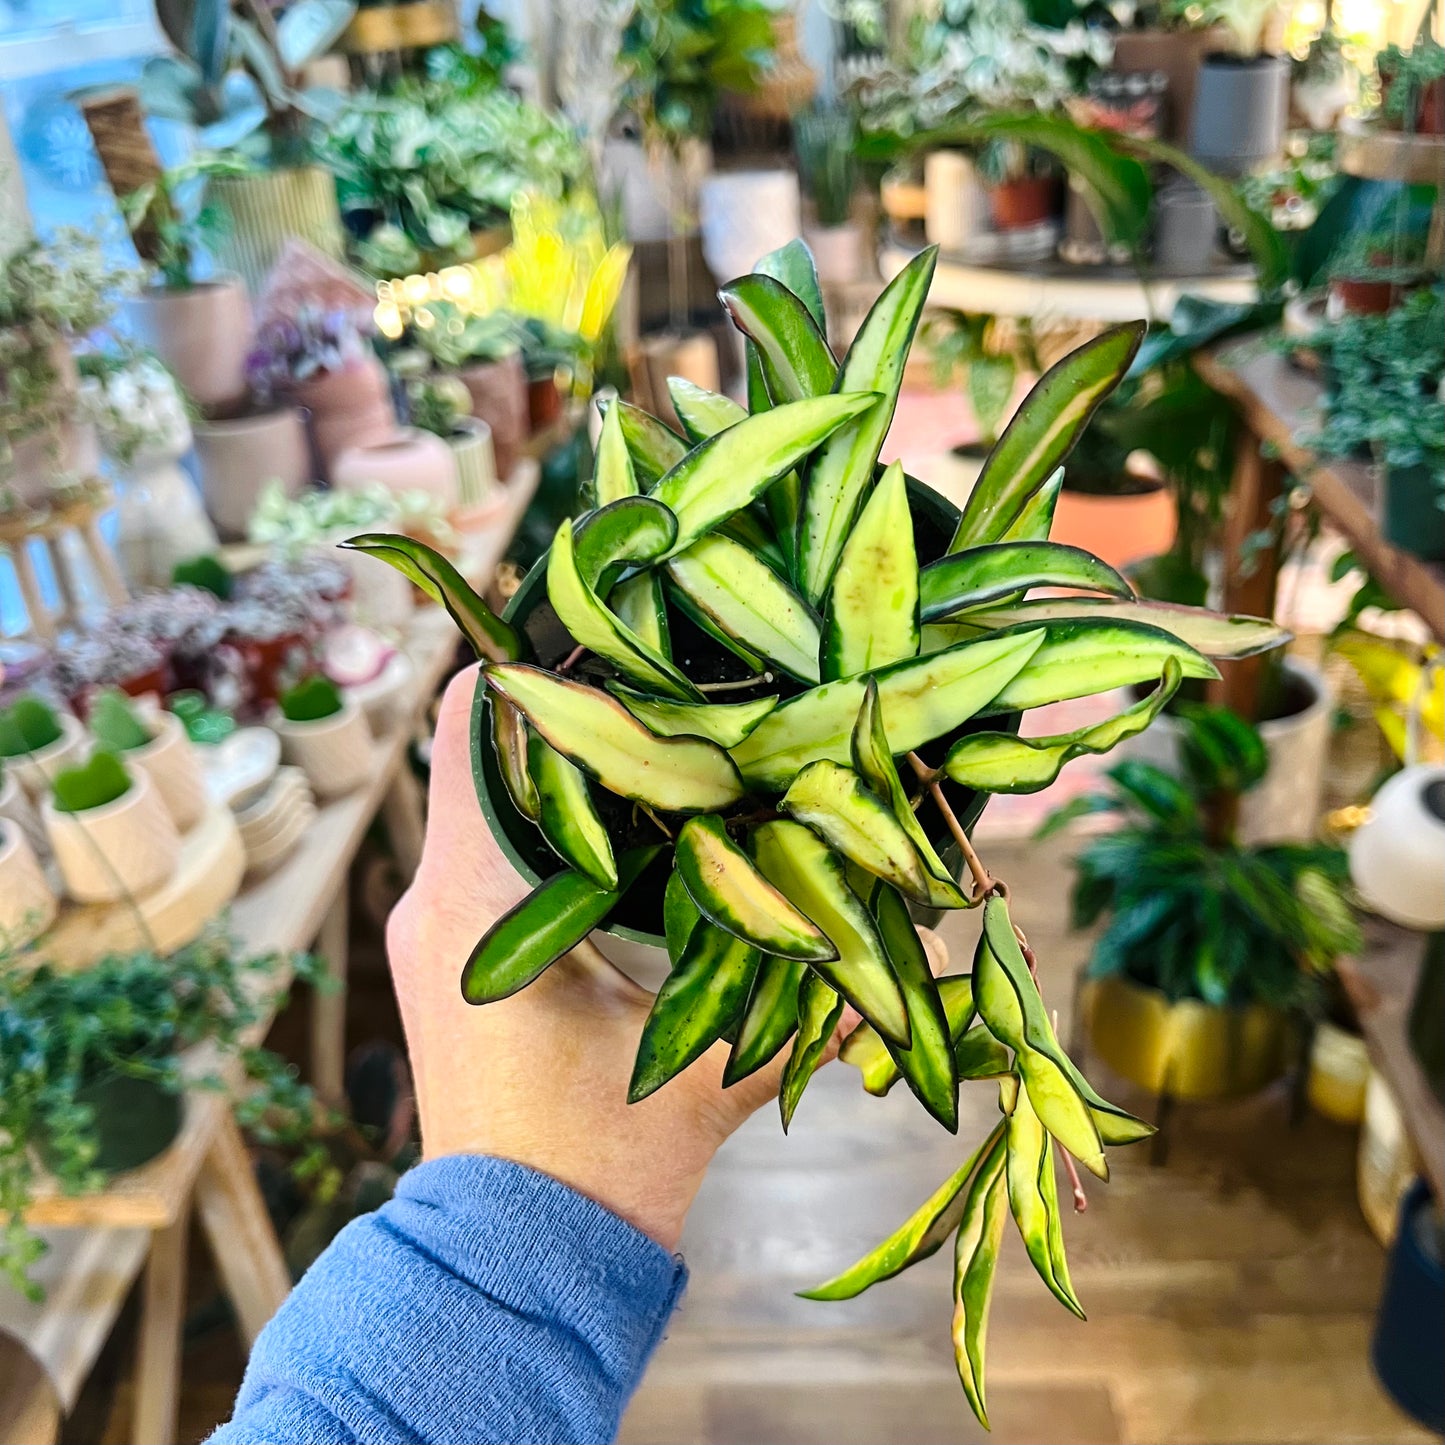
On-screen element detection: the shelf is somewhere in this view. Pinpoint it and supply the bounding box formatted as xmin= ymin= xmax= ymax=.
xmin=1337 ymin=117 xmax=1445 ymax=185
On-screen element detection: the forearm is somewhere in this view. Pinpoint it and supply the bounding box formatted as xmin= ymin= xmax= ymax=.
xmin=209 ymin=1156 xmax=687 ymax=1445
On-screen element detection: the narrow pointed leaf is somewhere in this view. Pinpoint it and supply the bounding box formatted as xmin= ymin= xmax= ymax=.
xmin=461 ymin=847 xmax=662 ymax=1003
xmin=593 ymin=399 xmax=639 ymax=504
xmin=664 ymin=866 xmax=701 ymax=962
xmin=840 ymin=963 xmax=979 ymax=1097
xmin=821 ymin=461 xmax=920 ymax=681
xmin=486 ymin=665 xmax=744 ymax=813
xmin=920 ymin=542 xmax=1132 ymax=622
xmin=956 ymin=1026 xmax=1013 ymax=1079
xmin=611 ymin=572 xmax=671 ymax=656
xmin=780 ymin=970 xmax=844 ymax=1129
xmin=1000 ymin=467 xmax=1063 ymax=543
xmin=755 ymin=236 xmax=826 ymax=329
xmin=732 ymin=628 xmax=1046 ymax=790
xmin=798 ymin=247 xmax=936 ymax=602
xmin=667 ymin=376 xmax=747 ymax=443
xmin=951 ymin=1133 xmax=1009 ymax=1430
xmin=491 ymin=696 xmax=539 ymax=821
xmin=720 ymin=272 xmax=836 ymax=402
xmin=572 ymin=496 xmax=677 ymax=593
xmin=717 ymin=509 xmax=790 ymax=578
xmin=611 ymin=399 xmax=686 ymax=487
xmin=745 ymin=336 xmax=803 ymax=577
xmin=949 ymin=322 xmax=1145 ymax=550
xmin=528 ymin=733 xmax=616 ymax=889
xmin=606 ymin=684 xmax=778 ymax=747
xmin=752 ymin=820 xmax=911 ymax=1046
xmin=724 ymin=953 xmax=807 ymax=1085
xmin=665 ymin=580 xmax=767 ymax=672
xmin=342 ymin=533 xmax=522 ymax=662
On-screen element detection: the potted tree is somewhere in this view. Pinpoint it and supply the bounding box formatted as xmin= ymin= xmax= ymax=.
xmin=271 ymin=674 xmax=372 ymax=801
xmin=343 ymin=239 xmax=1290 ymax=1420
xmin=88 ymin=688 xmax=208 ymax=834
xmin=1188 ymin=0 xmax=1290 ymax=177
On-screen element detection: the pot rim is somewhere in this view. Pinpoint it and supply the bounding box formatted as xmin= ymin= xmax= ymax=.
xmin=269 ymin=697 xmax=365 ymax=735
xmin=41 ymin=763 xmax=154 ymax=825
xmin=194 ymin=406 xmax=305 ymax=438
xmin=134 ymin=272 xmax=247 ymax=300
xmin=3 ymin=711 xmax=85 ymax=766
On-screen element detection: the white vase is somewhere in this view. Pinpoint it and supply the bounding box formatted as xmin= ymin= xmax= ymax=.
xmin=271 ymin=700 xmax=372 ymax=801
xmin=698 ymin=169 xmax=802 ymax=284
xmin=6 ymin=712 xmax=87 ymax=802
xmin=924 ymin=150 xmax=989 ymax=253
xmin=0 ymin=819 xmax=57 ymax=949
xmin=112 ymin=422 xmax=219 ymax=590
xmin=43 ymin=768 xmax=182 ymax=904
xmin=125 ymin=710 xmax=208 ymax=833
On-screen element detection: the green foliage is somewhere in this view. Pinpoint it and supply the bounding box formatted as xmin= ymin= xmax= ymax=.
xmin=408 ymin=302 xmax=525 ymax=369
xmin=279 ymin=674 xmax=344 ymax=723
xmin=171 ymin=552 xmax=234 ymax=599
xmin=50 ymin=751 xmax=132 ymax=813
xmin=120 ymin=154 xmax=249 ymax=288
xmin=404 ymin=373 xmax=473 ymax=438
xmin=1377 ymin=36 xmax=1445 ymax=127
xmin=921 ymin=310 xmax=1027 ymax=449
xmin=794 ymin=106 xmax=857 ymax=227
xmin=87 ymin=690 xmax=153 ymax=753
xmin=0 ymin=696 xmax=63 ymax=758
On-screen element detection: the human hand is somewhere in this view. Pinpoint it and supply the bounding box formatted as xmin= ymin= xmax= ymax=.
xmin=387 ymin=666 xmax=942 ymax=1251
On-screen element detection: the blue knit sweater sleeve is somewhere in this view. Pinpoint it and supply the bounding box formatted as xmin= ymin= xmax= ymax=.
xmin=208 ymin=1155 xmax=688 ymax=1445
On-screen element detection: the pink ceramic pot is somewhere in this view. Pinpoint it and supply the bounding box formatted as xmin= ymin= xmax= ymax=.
xmin=193 ymin=406 xmax=312 ymax=541
xmin=457 ymin=354 xmax=527 ymax=481
xmin=295 ymin=355 xmax=397 ymax=481
xmin=332 ymin=427 xmax=459 ymax=514
xmin=126 ymin=276 xmax=252 ymax=417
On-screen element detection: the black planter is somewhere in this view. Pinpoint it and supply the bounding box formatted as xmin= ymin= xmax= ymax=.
xmin=1381 ymin=463 xmax=1445 ymax=563
xmin=1189 ymin=53 xmax=1289 ymax=178
xmin=38 ymin=1068 xmax=183 ymax=1177
xmin=1371 ymin=1179 xmax=1444 ymax=1433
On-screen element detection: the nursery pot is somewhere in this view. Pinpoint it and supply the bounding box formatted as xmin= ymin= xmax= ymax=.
xmin=1380 ymin=462 xmax=1445 ymax=562
xmin=1110 ymin=26 xmax=1230 ymax=144
xmin=42 ymin=767 xmax=182 ymax=904
xmin=0 ymin=818 xmax=57 ymax=949
xmin=1371 ymin=1179 xmax=1445 ymax=1433
xmin=457 ymin=354 xmax=528 ymax=482
xmin=1153 ymin=179 xmax=1219 ymax=273
xmin=527 ymin=375 xmax=564 ymax=434
xmin=1049 ymin=476 xmax=1177 ymax=572
xmin=37 ymin=1065 xmax=183 ymax=1177
xmin=986 ymin=176 xmax=1058 ymax=232
xmin=295 ymin=356 xmax=397 ymax=481
xmin=1085 ymin=972 xmax=1295 ymax=1102
xmin=125 ymin=277 xmax=251 ymax=417
xmin=271 ymin=699 xmax=372 ymax=801
xmin=1189 ymin=53 xmax=1290 ymax=177
xmin=332 ymin=427 xmax=458 ymax=517
xmin=472 ymin=479 xmax=1009 ymax=991
xmin=193 ymin=406 xmax=311 ymax=542
xmin=5 ymin=711 xmax=86 ymax=802
xmin=208 ymin=166 xmax=345 ymax=294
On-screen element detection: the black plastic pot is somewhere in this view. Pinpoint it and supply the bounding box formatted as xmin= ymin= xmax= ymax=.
xmin=1371 ymin=1178 xmax=1444 ymax=1433
xmin=1380 ymin=463 xmax=1445 ymax=563
xmin=1189 ymin=53 xmax=1289 ymax=178
xmin=37 ymin=1067 xmax=183 ymax=1177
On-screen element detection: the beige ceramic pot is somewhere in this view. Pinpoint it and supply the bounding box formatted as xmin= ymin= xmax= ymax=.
xmin=43 ymin=768 xmax=182 ymax=904
xmin=194 ymin=406 xmax=311 ymax=541
xmin=332 ymin=427 xmax=458 ymax=513
xmin=0 ymin=766 xmax=46 ymax=856
xmin=6 ymin=712 xmax=86 ymax=802
xmin=126 ymin=277 xmax=252 ymax=416
xmin=448 ymin=417 xmax=497 ymax=512
xmin=637 ymin=331 xmax=720 ymax=431
xmin=0 ymin=819 xmax=57 ymax=948
xmin=295 ymin=356 xmax=397 ymax=481
xmin=271 ymin=699 xmax=372 ymax=801
xmin=207 ymin=166 xmax=344 ymax=293
xmin=125 ymin=710 xmax=208 ymax=833
xmin=457 ymin=354 xmax=528 ymax=482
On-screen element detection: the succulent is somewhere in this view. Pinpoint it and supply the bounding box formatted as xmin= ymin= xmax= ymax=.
xmin=88 ymin=689 xmax=154 ymax=753
xmin=345 ymin=240 xmax=1289 ymax=1425
xmin=0 ymin=695 xmax=64 ymax=759
xmin=51 ymin=751 xmax=133 ymax=814
xmin=279 ymin=674 xmax=343 ymax=724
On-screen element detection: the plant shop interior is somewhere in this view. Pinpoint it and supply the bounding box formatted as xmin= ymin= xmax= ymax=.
xmin=0 ymin=0 xmax=1443 ymax=1441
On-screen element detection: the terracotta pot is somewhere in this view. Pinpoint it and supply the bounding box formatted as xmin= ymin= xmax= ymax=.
xmin=1328 ymin=273 xmax=1417 ymax=317
xmin=69 ymin=663 xmax=169 ymax=719
xmin=0 ymin=818 xmax=57 ymax=948
xmin=125 ymin=709 xmax=208 ymax=833
xmin=193 ymin=406 xmax=311 ymax=541
xmin=527 ymin=375 xmax=563 ymax=433
xmin=295 ymin=356 xmax=397 ymax=481
xmin=5 ymin=712 xmax=86 ymax=802
xmin=457 ymin=354 xmax=528 ymax=481
xmin=271 ymin=699 xmax=372 ymax=801
xmin=43 ymin=767 xmax=182 ymax=904
xmin=1049 ymin=480 xmax=1177 ymax=572
xmin=125 ymin=277 xmax=252 ymax=417
xmin=986 ymin=176 xmax=1058 ymax=232
xmin=332 ymin=427 xmax=458 ymax=513
xmin=232 ymin=630 xmax=312 ymax=718
xmin=1110 ymin=26 xmax=1231 ymax=145
xmin=207 ymin=166 xmax=344 ymax=294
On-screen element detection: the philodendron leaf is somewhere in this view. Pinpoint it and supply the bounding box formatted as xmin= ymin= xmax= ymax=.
xmin=999 ymin=467 xmax=1063 ymax=543
xmin=606 ymin=684 xmax=778 ymax=747
xmin=919 ymin=541 xmax=1133 ymax=622
xmin=461 ymin=847 xmax=661 ymax=1003
xmin=821 ymin=461 xmax=920 ymax=682
xmin=841 ymin=974 xmax=978 ymax=1097
xmin=675 ymin=815 xmax=837 ymax=962
xmin=485 ymin=665 xmax=744 ymax=813
xmin=612 ymin=399 xmax=686 ymax=487
xmin=667 ymin=376 xmax=747 ymax=444
xmin=943 ymin=658 xmax=1182 ymax=794
xmin=780 ymin=970 xmax=844 ymax=1129
xmin=664 ymin=866 xmax=701 ymax=962
xmin=528 ymin=732 xmax=616 ymax=889
xmin=629 ymin=920 xmax=760 ymax=1101
xmin=731 ymin=629 xmax=1046 ymax=791
xmin=782 ymin=761 xmax=968 ymax=910
xmin=654 ymin=392 xmax=876 ymax=555
xmin=572 ymin=496 xmax=677 ymax=594
xmin=547 ymin=517 xmax=699 ymax=701
xmin=342 ymin=533 xmax=522 ymax=662
xmin=952 ymin=1131 xmax=1010 ymax=1430
xmin=592 ymin=398 xmax=639 ymax=504
xmin=948 ymin=322 xmax=1145 ymax=551
xmin=490 ymin=696 xmax=539 ymax=821
xmin=752 ymin=820 xmax=911 ymax=1047
xmin=755 ymin=236 xmax=826 ymax=330
xmin=800 ymin=1121 xmax=1005 ymax=1300
xmin=960 ymin=597 xmax=1291 ymax=661
xmin=720 ymin=272 xmax=837 ymax=402
xmin=667 ymin=534 xmax=823 ymax=684
xmin=724 ymin=953 xmax=807 ymax=1086
xmin=799 ymin=247 xmax=937 ymax=603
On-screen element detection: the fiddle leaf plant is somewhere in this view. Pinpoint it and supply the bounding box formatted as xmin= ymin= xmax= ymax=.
xmin=345 ymin=239 xmax=1290 ymax=1427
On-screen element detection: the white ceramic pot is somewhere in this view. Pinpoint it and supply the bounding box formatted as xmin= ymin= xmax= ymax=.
xmin=1348 ymin=766 xmax=1445 ymax=931
xmin=112 ymin=424 xmax=219 ymax=590
xmin=0 ymin=819 xmax=57 ymax=948
xmin=699 ymin=169 xmax=802 ymax=285
xmin=194 ymin=406 xmax=311 ymax=541
xmin=43 ymin=768 xmax=182 ymax=904
xmin=6 ymin=712 xmax=86 ymax=802
xmin=271 ymin=699 xmax=372 ymax=801
xmin=804 ymin=221 xmax=866 ymax=287
xmin=448 ymin=417 xmax=497 ymax=511
xmin=0 ymin=766 xmax=46 ymax=857
xmin=126 ymin=277 xmax=252 ymax=416
xmin=126 ymin=710 xmax=208 ymax=833
xmin=924 ymin=150 xmax=989 ymax=253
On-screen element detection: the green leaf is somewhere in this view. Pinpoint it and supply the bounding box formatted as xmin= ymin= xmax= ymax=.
xmin=665 ymin=580 xmax=767 ymax=673
xmin=485 ymin=665 xmax=744 ymax=813
xmin=731 ymin=628 xmax=1046 ymax=791
xmin=593 ymin=399 xmax=640 ymax=504
xmin=801 ymin=1122 xmax=1004 ymax=1301
xmin=276 ymin=0 xmax=355 ymax=70
xmin=951 ymin=1132 xmax=1010 ymax=1431
xmin=342 ymin=533 xmax=523 ymax=662
xmin=461 ymin=847 xmax=662 ymax=1003
xmin=724 ymin=953 xmax=807 ymax=1086
xmin=667 ymin=377 xmax=747 ymax=444
xmin=528 ymin=732 xmax=616 ymax=889
xmin=920 ymin=542 xmax=1133 ymax=622
xmin=955 ymin=1026 xmax=1013 ymax=1080
xmin=571 ymin=496 xmax=678 ymax=594
xmin=752 ymin=820 xmax=911 ymax=1047
xmin=51 ymin=751 xmax=132 ymax=813
xmin=1000 ymin=467 xmax=1064 ymax=543
xmin=717 ymin=508 xmax=790 ymax=578
xmin=675 ymin=815 xmax=836 ymax=962
xmin=720 ymin=273 xmax=836 ymax=402
xmin=610 ymin=573 xmax=671 ymax=656
xmin=799 ymin=247 xmax=937 ymax=602
xmin=664 ymin=866 xmax=701 ymax=961
xmin=0 ymin=695 xmax=62 ymax=756
xmin=948 ymin=324 xmax=1144 ymax=551
xmin=489 ymin=695 xmax=539 ymax=820
xmin=841 ymin=973 xmax=979 ymax=1096
xmin=88 ymin=689 xmax=151 ymax=752
xmin=629 ymin=921 xmax=761 ymax=1101
xmin=611 ymin=399 xmax=686 ymax=489
xmin=779 ymin=970 xmax=844 ymax=1128
xmin=605 ymin=685 xmax=777 ymax=747
xmin=667 ymin=534 xmax=822 ymax=684
xmin=755 ymin=237 xmax=826 ymax=330
xmin=654 ymin=393 xmax=877 ymax=556
xmin=820 ymin=461 xmax=920 ymax=681
xmin=942 ymin=658 xmax=1182 ymax=794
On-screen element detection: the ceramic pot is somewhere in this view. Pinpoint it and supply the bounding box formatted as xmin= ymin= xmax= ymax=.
xmin=37 ymin=1067 xmax=183 ymax=1176
xmin=43 ymin=767 xmax=182 ymax=904
xmin=332 ymin=427 xmax=458 ymax=513
xmin=1153 ymin=179 xmax=1218 ymax=273
xmin=987 ymin=176 xmax=1058 ymax=232
xmin=1085 ymin=972 xmax=1295 ymax=1102
xmin=804 ymin=221 xmax=867 ymax=286
xmin=1371 ymin=1179 xmax=1444 ymax=1433
xmin=112 ymin=424 xmax=218 ymax=590
xmin=271 ymin=699 xmax=372 ymax=801
xmin=457 ymin=354 xmax=528 ymax=481
xmin=1381 ymin=463 xmax=1445 ymax=562
xmin=208 ymin=166 xmax=345 ymax=294
xmin=1110 ymin=26 xmax=1231 ymax=144
xmin=924 ymin=150 xmax=989 ymax=254
xmin=1328 ymin=274 xmax=1416 ymax=317
xmin=5 ymin=712 xmax=86 ymax=802
xmin=126 ymin=710 xmax=208 ymax=833
xmin=1049 ymin=479 xmax=1177 ymax=572
xmin=5 ymin=344 xmax=100 ymax=508
xmin=1307 ymin=1018 xmax=1370 ymax=1125
xmin=125 ymin=277 xmax=252 ymax=416
xmin=448 ymin=417 xmax=497 ymax=512
xmin=698 ymin=169 xmax=802 ymax=286
xmin=527 ymin=375 xmax=563 ymax=433
xmin=0 ymin=766 xmax=46 ymax=856
xmin=295 ymin=356 xmax=397 ymax=481
xmin=1190 ymin=53 xmax=1290 ymax=177
xmin=637 ymin=331 xmax=720 ymax=430
xmin=194 ymin=406 xmax=311 ymax=541
xmin=0 ymin=819 xmax=57 ymax=949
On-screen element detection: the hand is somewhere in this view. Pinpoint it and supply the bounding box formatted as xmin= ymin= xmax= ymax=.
xmin=387 ymin=665 xmax=942 ymax=1252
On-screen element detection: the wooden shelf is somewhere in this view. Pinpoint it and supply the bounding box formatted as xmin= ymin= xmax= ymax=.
xmin=1337 ymin=117 xmax=1445 ymax=185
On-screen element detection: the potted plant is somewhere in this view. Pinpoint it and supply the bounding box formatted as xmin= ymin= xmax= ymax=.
xmin=794 ymin=105 xmax=864 ymax=287
xmin=344 ymin=238 xmax=1289 ymax=1419
xmin=41 ymin=750 xmax=181 ymax=904
xmin=1290 ymin=25 xmax=1357 ymax=133
xmin=1375 ymin=34 xmax=1445 ymax=136
xmin=1043 ymin=704 xmax=1361 ymax=1103
xmin=0 ymin=931 xmax=327 ymax=1297
xmin=88 ymin=688 xmax=208 ymax=834
xmin=0 ymin=695 xmax=86 ymax=802
xmin=0 ymin=819 xmax=58 ymax=951
xmin=1108 ymin=1 xmax=1231 ymax=144
xmin=52 ymin=627 xmax=169 ymax=715
xmin=1187 ymin=0 xmax=1290 ymax=177
xmin=1326 ymin=229 xmax=1430 ymax=318
xmin=402 ymin=372 xmax=497 ymax=518
xmin=271 ymin=674 xmax=372 ymax=801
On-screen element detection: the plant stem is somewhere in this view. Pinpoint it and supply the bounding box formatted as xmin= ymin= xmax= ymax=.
xmin=558 ymin=645 xmax=588 ymax=673
xmin=697 ymin=672 xmax=774 ymax=693
xmin=907 ymin=752 xmax=994 ymax=899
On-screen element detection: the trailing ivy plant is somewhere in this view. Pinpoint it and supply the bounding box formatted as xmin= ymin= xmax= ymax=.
xmin=345 ymin=240 xmax=1289 ymax=1424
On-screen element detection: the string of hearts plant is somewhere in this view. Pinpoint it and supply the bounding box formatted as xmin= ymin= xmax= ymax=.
xmin=346 ymin=242 xmax=1289 ymax=1428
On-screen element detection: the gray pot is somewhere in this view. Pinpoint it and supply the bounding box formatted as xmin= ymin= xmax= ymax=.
xmin=1189 ymin=53 xmax=1290 ymax=176
xmin=1153 ymin=178 xmax=1219 ymax=274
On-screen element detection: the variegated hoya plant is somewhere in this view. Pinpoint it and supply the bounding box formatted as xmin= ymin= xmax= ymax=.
xmin=348 ymin=241 xmax=1287 ymax=1428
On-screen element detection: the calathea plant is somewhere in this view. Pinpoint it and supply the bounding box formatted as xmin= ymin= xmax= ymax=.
xmin=345 ymin=241 xmax=1288 ymax=1425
